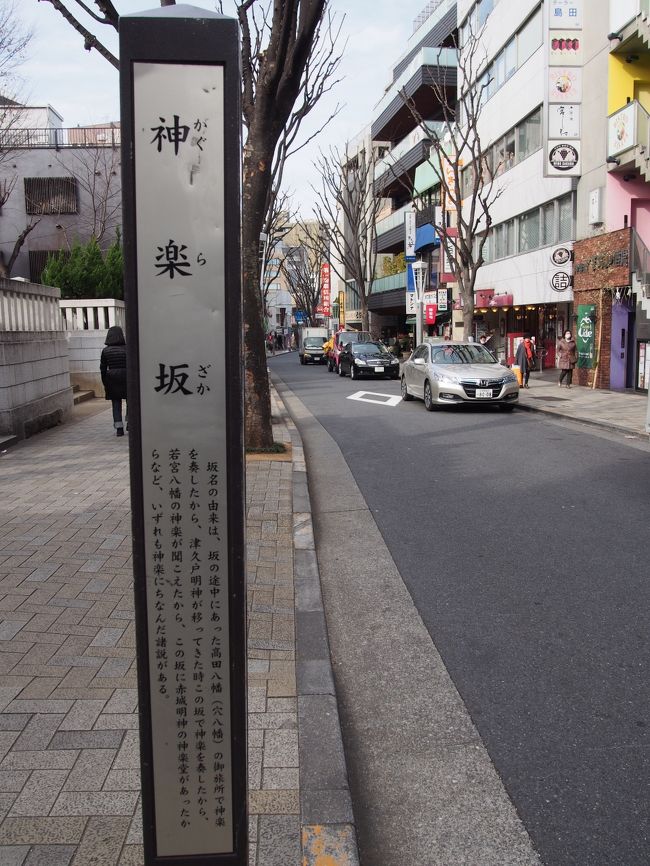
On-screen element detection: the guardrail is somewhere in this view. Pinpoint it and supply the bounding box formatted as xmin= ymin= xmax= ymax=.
xmin=0 ymin=126 xmax=121 ymax=150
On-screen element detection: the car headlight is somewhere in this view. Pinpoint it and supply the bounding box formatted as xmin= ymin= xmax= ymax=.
xmin=355 ymin=359 xmax=367 ymax=366
xmin=434 ymin=372 xmax=458 ymax=384
xmin=391 ymin=359 xmax=399 ymax=365
xmin=504 ymin=374 xmax=517 ymax=383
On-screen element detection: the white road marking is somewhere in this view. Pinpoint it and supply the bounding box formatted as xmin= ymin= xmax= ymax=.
xmin=347 ymin=391 xmax=402 ymax=407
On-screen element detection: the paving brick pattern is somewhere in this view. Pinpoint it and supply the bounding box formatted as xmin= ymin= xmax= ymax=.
xmin=0 ymin=398 xmax=301 ymax=866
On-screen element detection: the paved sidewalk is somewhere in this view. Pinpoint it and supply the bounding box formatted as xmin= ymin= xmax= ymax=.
xmin=516 ymin=370 xmax=649 ymax=437
xmin=0 ymin=394 xmax=356 ymax=866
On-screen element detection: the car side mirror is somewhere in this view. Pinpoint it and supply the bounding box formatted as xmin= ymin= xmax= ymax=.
xmin=413 ymin=357 xmax=425 ymax=366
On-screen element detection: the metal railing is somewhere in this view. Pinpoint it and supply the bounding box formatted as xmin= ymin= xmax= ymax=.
xmin=0 ymin=126 xmax=121 ymax=150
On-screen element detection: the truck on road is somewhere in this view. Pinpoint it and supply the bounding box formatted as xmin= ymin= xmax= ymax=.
xmin=298 ymin=327 xmax=329 ymax=365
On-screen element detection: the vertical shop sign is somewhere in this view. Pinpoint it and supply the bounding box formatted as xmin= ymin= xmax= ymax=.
xmin=576 ymin=304 xmax=596 ymax=367
xmin=120 ymin=9 xmax=246 ymax=865
xmin=405 ymin=210 xmax=416 ymax=262
xmin=317 ymin=263 xmax=331 ymax=316
xmin=545 ymin=3 xmax=583 ymax=177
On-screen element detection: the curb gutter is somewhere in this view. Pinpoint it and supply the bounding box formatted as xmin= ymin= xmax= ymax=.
xmin=514 ymin=400 xmax=649 ymax=439
xmin=274 ymin=385 xmax=360 ymax=866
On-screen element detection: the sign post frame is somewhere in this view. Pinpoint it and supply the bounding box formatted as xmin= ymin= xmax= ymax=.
xmin=120 ymin=8 xmax=246 ymax=865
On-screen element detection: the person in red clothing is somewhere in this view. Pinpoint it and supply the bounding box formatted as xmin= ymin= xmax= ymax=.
xmin=515 ymin=335 xmax=536 ymax=388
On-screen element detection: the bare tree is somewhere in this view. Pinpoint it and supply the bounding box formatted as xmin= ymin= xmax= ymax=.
xmin=261 ymin=189 xmax=295 ymax=316
xmin=42 ymin=0 xmax=343 ymax=449
xmin=0 ymin=218 xmax=39 ymax=277
xmin=281 ymin=240 xmax=321 ymax=326
xmin=56 ymin=144 xmax=121 ymax=244
xmin=311 ymin=143 xmax=381 ymax=333
xmin=401 ymin=26 xmax=503 ymax=339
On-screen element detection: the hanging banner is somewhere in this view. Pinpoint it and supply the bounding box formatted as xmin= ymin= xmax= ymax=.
xmin=576 ymin=304 xmax=596 ymax=367
xmin=316 ymin=262 xmax=331 ymax=316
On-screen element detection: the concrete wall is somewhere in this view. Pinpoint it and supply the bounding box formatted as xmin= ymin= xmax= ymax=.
xmin=0 ymin=331 xmax=73 ymax=439
xmin=66 ymin=330 xmax=107 ymax=398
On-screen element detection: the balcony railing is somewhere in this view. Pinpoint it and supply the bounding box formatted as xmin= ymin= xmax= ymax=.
xmin=0 ymin=126 xmax=121 ymax=150
xmin=373 ymin=46 xmax=458 ymax=123
xmin=610 ymin=0 xmax=650 ymax=34
xmin=607 ymin=100 xmax=650 ymax=160
xmin=376 ymin=204 xmax=414 ymax=237
xmin=0 ymin=278 xmax=62 ymax=332
xmin=375 ymin=121 xmax=445 ymax=181
xmin=370 ymin=271 xmax=407 ymax=295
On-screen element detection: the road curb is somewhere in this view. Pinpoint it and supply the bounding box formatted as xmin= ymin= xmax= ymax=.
xmin=514 ymin=399 xmax=649 ymax=438
xmin=271 ymin=378 xmax=361 ymax=866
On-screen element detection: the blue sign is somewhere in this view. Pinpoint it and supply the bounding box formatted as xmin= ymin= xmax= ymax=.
xmin=295 ymin=310 xmax=307 ymax=323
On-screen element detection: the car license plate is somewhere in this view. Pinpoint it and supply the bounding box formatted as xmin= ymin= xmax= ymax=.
xmin=375 ymin=366 xmax=384 ymax=373
xmin=476 ymin=388 xmax=492 ymax=398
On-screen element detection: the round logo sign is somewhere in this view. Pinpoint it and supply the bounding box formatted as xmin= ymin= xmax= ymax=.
xmin=550 ymin=271 xmax=571 ymax=292
xmin=549 ymin=144 xmax=579 ymax=172
xmin=551 ymin=247 xmax=571 ymax=266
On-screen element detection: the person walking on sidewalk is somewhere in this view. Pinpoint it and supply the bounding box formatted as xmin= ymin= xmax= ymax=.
xmin=100 ymin=325 xmax=127 ymax=436
xmin=515 ymin=335 xmax=536 ymax=388
xmin=557 ymin=330 xmax=578 ymax=388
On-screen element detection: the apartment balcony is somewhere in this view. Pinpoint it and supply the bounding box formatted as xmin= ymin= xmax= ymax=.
xmin=607 ymin=101 xmax=650 ymax=183
xmin=375 ymin=204 xmax=413 ymax=254
xmin=371 ymin=46 xmax=457 ymax=144
xmin=609 ymin=0 xmax=650 ymax=51
xmin=374 ymin=122 xmax=444 ymax=198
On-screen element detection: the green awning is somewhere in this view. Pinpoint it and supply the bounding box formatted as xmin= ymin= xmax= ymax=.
xmin=405 ymin=316 xmax=417 ymax=325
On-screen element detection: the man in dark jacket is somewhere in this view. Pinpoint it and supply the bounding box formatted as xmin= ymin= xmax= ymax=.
xmin=100 ymin=325 xmax=127 ymax=436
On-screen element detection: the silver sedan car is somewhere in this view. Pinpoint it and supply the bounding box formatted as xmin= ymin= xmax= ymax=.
xmin=401 ymin=342 xmax=519 ymax=411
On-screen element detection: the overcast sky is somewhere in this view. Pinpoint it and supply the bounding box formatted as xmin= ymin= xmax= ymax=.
xmin=17 ymin=0 xmax=430 ymax=214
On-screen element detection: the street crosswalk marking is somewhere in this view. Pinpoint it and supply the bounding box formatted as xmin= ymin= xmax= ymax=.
xmin=347 ymin=391 xmax=402 ymax=407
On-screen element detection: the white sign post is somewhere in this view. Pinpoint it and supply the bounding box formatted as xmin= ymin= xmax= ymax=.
xmin=120 ymin=9 xmax=247 ymax=865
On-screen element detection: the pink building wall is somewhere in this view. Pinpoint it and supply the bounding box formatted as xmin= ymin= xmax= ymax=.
xmin=606 ymin=174 xmax=650 ymax=245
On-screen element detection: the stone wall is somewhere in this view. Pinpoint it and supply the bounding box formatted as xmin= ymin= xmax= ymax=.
xmin=0 ymin=331 xmax=73 ymax=439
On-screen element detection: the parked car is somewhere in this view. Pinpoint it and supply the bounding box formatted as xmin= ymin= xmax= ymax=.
xmin=338 ymin=341 xmax=401 ymax=380
xmin=327 ymin=330 xmax=372 ymax=373
xmin=401 ymin=342 xmax=519 ymax=411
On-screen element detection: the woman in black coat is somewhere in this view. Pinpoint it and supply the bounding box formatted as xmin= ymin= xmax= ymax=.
xmin=100 ymin=325 xmax=127 ymax=436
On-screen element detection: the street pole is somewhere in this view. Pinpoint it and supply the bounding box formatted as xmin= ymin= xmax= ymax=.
xmin=412 ymin=258 xmax=428 ymax=348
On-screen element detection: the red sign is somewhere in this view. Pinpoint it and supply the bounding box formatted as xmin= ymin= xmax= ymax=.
xmin=316 ymin=262 xmax=331 ymax=316
xmin=425 ymin=304 xmax=437 ymax=325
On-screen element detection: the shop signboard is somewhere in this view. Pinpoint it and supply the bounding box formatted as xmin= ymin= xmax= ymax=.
xmin=547 ymin=140 xmax=581 ymax=176
xmin=548 ymin=103 xmax=580 ymax=138
xmin=316 ymin=263 xmax=331 ymax=316
xmin=437 ymin=289 xmax=448 ymax=311
xmin=425 ymin=304 xmax=437 ymax=325
xmin=608 ymin=102 xmax=637 ymax=157
xmin=576 ymin=304 xmax=596 ymax=367
xmin=549 ymin=0 xmax=583 ymax=28
xmin=405 ymin=210 xmax=416 ymax=262
xmin=548 ymin=67 xmax=582 ymax=103
xmin=549 ymin=31 xmax=583 ymax=66
xmin=406 ymin=291 xmax=417 ymax=315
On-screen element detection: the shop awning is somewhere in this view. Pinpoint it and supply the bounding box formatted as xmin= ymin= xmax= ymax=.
xmin=405 ymin=316 xmax=417 ymax=325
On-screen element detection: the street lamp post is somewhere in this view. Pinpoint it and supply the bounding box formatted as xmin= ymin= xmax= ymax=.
xmin=411 ymin=258 xmax=428 ymax=347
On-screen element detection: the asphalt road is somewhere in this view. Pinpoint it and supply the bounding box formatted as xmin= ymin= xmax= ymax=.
xmin=271 ymin=351 xmax=650 ymax=866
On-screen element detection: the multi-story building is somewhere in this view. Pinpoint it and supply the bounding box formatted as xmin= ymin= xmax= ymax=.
xmin=457 ymin=0 xmax=575 ymax=365
xmin=345 ymin=0 xmax=458 ymax=344
xmin=0 ymin=101 xmax=121 ymax=282
xmin=575 ymin=0 xmax=650 ymax=392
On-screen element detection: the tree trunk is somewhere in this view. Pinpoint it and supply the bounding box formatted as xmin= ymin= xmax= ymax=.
xmin=361 ymin=299 xmax=369 ymax=334
xmin=242 ymin=134 xmax=274 ymax=450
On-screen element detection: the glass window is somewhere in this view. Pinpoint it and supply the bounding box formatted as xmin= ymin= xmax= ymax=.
xmin=558 ymin=194 xmax=573 ymax=241
xmin=493 ymin=224 xmax=505 ymax=260
xmin=517 ymin=7 xmax=542 ymax=67
xmin=505 ymin=220 xmax=515 ymax=256
xmin=494 ymin=51 xmax=506 ymax=89
xmin=542 ymin=201 xmax=556 ymax=245
xmin=504 ymin=131 xmax=516 ymax=170
xmin=504 ymin=38 xmax=517 ymax=79
xmin=477 ymin=0 xmax=494 ymax=27
xmin=517 ymin=107 xmax=542 ymax=162
xmin=519 ymin=209 xmax=540 ymax=252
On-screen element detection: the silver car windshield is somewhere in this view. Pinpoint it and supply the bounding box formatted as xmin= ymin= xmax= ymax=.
xmin=430 ymin=345 xmax=498 ymax=365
